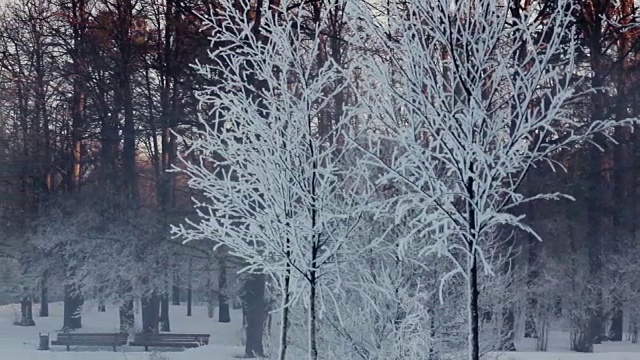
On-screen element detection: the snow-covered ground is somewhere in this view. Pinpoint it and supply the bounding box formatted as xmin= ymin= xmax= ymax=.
xmin=0 ymin=301 xmax=639 ymax=359
xmin=0 ymin=301 xmax=244 ymax=359
xmin=488 ymin=331 xmax=640 ymax=360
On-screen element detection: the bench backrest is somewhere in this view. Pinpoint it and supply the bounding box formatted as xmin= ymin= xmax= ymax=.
xmin=57 ymin=333 xmax=128 ymax=343
xmin=133 ymin=333 xmax=210 ymax=342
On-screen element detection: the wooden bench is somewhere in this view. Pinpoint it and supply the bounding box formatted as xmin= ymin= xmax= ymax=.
xmin=51 ymin=332 xmax=129 ymax=351
xmin=129 ymin=333 xmax=210 ymax=351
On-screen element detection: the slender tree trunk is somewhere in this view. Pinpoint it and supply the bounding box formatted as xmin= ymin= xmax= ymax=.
xmin=207 ymin=289 xmax=214 ymax=319
xmin=218 ymin=254 xmax=230 ymax=323
xmin=465 ymin=164 xmax=480 ymax=360
xmin=160 ymin=293 xmax=170 ymax=332
xmin=172 ymin=284 xmax=180 ymax=306
xmin=309 ymin=272 xmax=318 ymax=360
xmin=187 ymin=286 xmax=192 ymax=317
xmin=187 ymin=258 xmax=192 ymax=317
xmin=39 ymin=272 xmax=48 ymax=317
xmin=468 ymin=252 xmax=480 ymax=360
xmin=278 ymin=283 xmax=290 ymax=360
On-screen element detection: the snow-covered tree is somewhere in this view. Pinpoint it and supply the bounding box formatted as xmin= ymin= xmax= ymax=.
xmin=176 ymin=0 xmax=639 ymax=359
xmin=174 ymin=0 xmax=365 ymax=358
xmin=350 ymin=0 xmax=636 ymax=359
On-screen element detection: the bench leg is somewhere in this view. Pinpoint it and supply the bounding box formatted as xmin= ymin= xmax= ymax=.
xmin=113 ymin=346 xmax=116 ymax=352
xmin=145 ymin=345 xmax=148 ymax=352
xmin=66 ymin=345 xmax=70 ymax=351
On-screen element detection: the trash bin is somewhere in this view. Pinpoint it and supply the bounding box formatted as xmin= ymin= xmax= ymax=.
xmin=38 ymin=333 xmax=49 ymax=350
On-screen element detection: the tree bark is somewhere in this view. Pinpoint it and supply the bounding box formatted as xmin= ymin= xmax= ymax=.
xmin=19 ymin=296 xmax=35 ymax=326
xmin=609 ymin=0 xmax=634 ymax=342
xmin=63 ymin=285 xmax=82 ymax=330
xmin=160 ymin=293 xmax=170 ymax=332
xmin=39 ymin=272 xmax=48 ymax=317
xmin=119 ymin=300 xmax=135 ymax=333
xmin=187 ymin=286 xmax=192 ymax=317
xmin=243 ymin=273 xmax=266 ymax=358
xmin=218 ymin=254 xmax=230 ymax=323
xmin=141 ymin=294 xmax=160 ymax=334
xmin=172 ymin=284 xmax=180 ymax=305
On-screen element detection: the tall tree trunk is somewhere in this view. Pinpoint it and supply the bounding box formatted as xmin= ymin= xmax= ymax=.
xmin=465 ymin=163 xmax=480 ymax=360
xmin=244 ymin=274 xmax=266 ymax=358
xmin=63 ymin=284 xmax=82 ymax=330
xmin=160 ymin=293 xmax=171 ymax=332
xmin=610 ymin=0 xmax=634 ymax=342
xmin=172 ymin=284 xmax=180 ymax=306
xmin=187 ymin=259 xmax=192 ymax=317
xmin=468 ymin=252 xmax=480 ymax=360
xmin=187 ymin=286 xmax=192 ymax=317
xmin=39 ymin=271 xmax=48 ymax=317
xmin=141 ymin=293 xmax=160 ymax=334
xmin=278 ymin=270 xmax=290 ymax=360
xmin=20 ymin=296 xmax=35 ymax=326
xmin=218 ymin=252 xmax=230 ymax=323
xmin=119 ymin=300 xmax=135 ymax=333
xmin=60 ymin=0 xmax=87 ymax=334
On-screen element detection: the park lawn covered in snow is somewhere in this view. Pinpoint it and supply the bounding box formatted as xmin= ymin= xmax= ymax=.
xmin=487 ymin=332 xmax=640 ymax=360
xmin=0 ymin=301 xmax=244 ymax=360
xmin=0 ymin=301 xmax=639 ymax=360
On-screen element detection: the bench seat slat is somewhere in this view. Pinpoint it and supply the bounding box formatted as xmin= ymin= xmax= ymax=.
xmin=129 ymin=333 xmax=210 ymax=351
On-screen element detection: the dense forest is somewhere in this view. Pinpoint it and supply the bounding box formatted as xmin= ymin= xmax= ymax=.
xmin=2 ymin=0 xmax=640 ymax=359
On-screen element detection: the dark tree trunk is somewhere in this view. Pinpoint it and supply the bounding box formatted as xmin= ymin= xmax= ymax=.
xmin=218 ymin=257 xmax=230 ymax=323
xmin=610 ymin=310 xmax=624 ymax=341
xmin=207 ymin=286 xmax=214 ymax=319
xmin=187 ymin=286 xmax=192 ymax=317
xmin=218 ymin=296 xmax=230 ymax=323
xmin=466 ymin=168 xmax=480 ymax=360
xmin=39 ymin=276 xmax=48 ymax=317
xmin=141 ymin=294 xmax=160 ymax=334
xmin=243 ymin=273 xmax=266 ymax=358
xmin=19 ymin=296 xmax=36 ymax=326
xmin=610 ymin=0 xmax=633 ymax=343
xmin=172 ymin=285 xmax=180 ymax=306
xmin=160 ymin=293 xmax=170 ymax=332
xmin=468 ymin=252 xmax=480 ymax=360
xmin=119 ymin=300 xmax=135 ymax=333
xmin=63 ymin=285 xmax=82 ymax=330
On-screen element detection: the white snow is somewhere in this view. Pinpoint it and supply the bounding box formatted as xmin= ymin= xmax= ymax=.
xmin=1 ymin=301 xmax=639 ymax=359
xmin=0 ymin=301 xmax=244 ymax=359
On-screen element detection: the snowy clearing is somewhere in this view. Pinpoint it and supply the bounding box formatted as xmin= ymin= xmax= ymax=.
xmin=0 ymin=300 xmax=639 ymax=360
xmin=0 ymin=301 xmax=244 ymax=360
